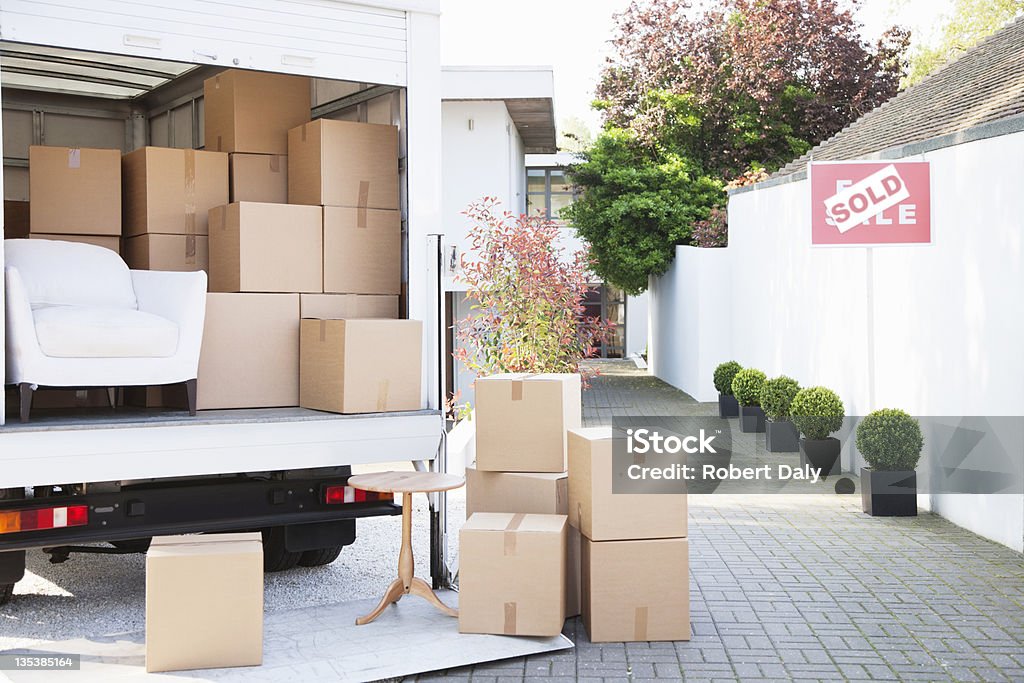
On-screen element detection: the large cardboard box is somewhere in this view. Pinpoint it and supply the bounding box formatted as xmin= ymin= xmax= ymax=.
xmin=299 ymin=293 xmax=398 ymax=319
xmin=125 ymin=384 xmax=189 ymax=410
xmin=198 ymin=293 xmax=300 ymax=409
xmin=568 ymin=427 xmax=688 ymax=541
xmin=230 ymin=153 xmax=287 ymax=203
xmin=459 ymin=513 xmax=567 ymax=637
xmin=125 ymin=234 xmax=208 ymax=271
xmin=582 ymin=537 xmax=690 ymax=642
xmin=464 ymin=466 xmax=581 ymax=617
xmin=146 ymin=533 xmax=263 ymax=672
xmin=208 ymin=202 xmax=322 ymax=293
xmin=299 ymin=318 xmax=422 ymax=414
xmin=29 ymin=145 xmax=121 ymax=235
xmin=29 ymin=233 xmax=120 ymax=254
xmin=323 ymin=206 xmax=400 ymax=295
xmin=288 ymin=119 xmax=399 ymax=209
xmin=4 ymin=200 xmax=29 ymax=238
xmin=475 ymin=373 xmax=582 ymax=473
xmin=204 ymin=70 xmax=310 ymax=155
xmin=122 ymin=147 xmax=228 ymax=237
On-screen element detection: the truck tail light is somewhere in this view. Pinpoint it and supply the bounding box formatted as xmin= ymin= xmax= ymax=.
xmin=323 ymin=486 xmax=392 ymax=505
xmin=0 ymin=504 xmax=89 ymax=534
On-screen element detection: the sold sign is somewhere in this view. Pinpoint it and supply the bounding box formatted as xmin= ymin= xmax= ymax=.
xmin=810 ymin=161 xmax=931 ymax=245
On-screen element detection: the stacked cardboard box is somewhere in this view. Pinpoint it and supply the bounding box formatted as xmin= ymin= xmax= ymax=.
xmin=459 ymin=373 xmax=583 ymax=632
xmin=27 ymin=145 xmax=122 ymax=253
xmin=568 ymin=427 xmax=690 ymax=642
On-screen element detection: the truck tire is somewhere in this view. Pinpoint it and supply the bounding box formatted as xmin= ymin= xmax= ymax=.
xmin=0 ymin=583 xmax=13 ymax=606
xmin=298 ymin=546 xmax=344 ymax=567
xmin=261 ymin=527 xmax=301 ymax=572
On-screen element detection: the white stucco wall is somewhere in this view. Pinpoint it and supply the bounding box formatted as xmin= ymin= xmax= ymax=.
xmin=625 ymin=292 xmax=650 ymax=357
xmin=650 ymin=130 xmax=1024 ymax=551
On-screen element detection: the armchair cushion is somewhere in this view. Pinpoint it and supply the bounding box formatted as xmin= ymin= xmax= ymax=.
xmin=5 ymin=239 xmax=137 ymax=310
xmin=33 ymin=305 xmax=179 ymax=358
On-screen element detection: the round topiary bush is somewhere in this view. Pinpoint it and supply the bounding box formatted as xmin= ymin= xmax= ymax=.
xmin=855 ymin=408 xmax=924 ymax=471
xmin=790 ymin=387 xmax=845 ymax=440
xmin=713 ymin=361 xmax=742 ymax=395
xmin=731 ymin=368 xmax=766 ymax=406
xmin=760 ymin=376 xmax=801 ymax=421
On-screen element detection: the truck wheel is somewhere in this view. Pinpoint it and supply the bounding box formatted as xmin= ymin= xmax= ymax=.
xmin=261 ymin=527 xmax=301 ymax=572
xmin=298 ymin=546 xmax=343 ymax=567
xmin=0 ymin=583 xmax=13 ymax=606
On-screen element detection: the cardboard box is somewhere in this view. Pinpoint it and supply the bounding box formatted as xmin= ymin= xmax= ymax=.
xmin=323 ymin=207 xmax=400 ymax=295
xmin=459 ymin=512 xmax=567 ymax=636
xmin=125 ymin=234 xmax=208 ymax=271
xmin=29 ymin=233 xmax=120 ymax=254
xmin=287 ymin=119 xmax=399 ymax=209
xmin=582 ymin=537 xmax=690 ymax=642
xmin=208 ymin=202 xmax=322 ymax=293
xmin=29 ymin=145 xmax=121 ymax=235
xmin=568 ymin=427 xmax=688 ymax=541
xmin=299 ymin=318 xmax=422 ymax=414
xmin=4 ymin=200 xmax=29 ymax=238
xmin=122 ymin=147 xmax=228 ymax=237
xmin=204 ymin=70 xmax=310 ymax=155
xmin=125 ymin=384 xmax=189 ymax=410
xmin=230 ymin=153 xmax=288 ymax=203
xmin=475 ymin=373 xmax=582 ymax=473
xmin=299 ymin=293 xmax=398 ymax=319
xmin=198 ymin=293 xmax=300 ymax=409
xmin=146 ymin=533 xmax=263 ymax=672
xmin=464 ymin=466 xmax=580 ymax=617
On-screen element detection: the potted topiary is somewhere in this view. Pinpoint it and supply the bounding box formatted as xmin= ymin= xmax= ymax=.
xmin=790 ymin=387 xmax=845 ymax=478
xmin=731 ymin=368 xmax=767 ymax=433
xmin=760 ymin=376 xmax=800 ymax=452
xmin=856 ymin=409 xmax=923 ymax=517
xmin=713 ymin=361 xmax=742 ymax=418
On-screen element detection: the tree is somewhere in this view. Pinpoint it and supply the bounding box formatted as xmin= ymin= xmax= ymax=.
xmin=558 ymin=116 xmax=594 ymax=153
xmin=903 ymin=0 xmax=1024 ymax=87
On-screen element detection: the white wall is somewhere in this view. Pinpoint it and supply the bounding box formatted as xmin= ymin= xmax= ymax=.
xmin=625 ymin=291 xmax=650 ymax=357
xmin=650 ymin=130 xmax=1024 ymax=551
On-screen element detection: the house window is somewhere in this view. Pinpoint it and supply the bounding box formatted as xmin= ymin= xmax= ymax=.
xmin=526 ymin=168 xmax=576 ymax=220
xmin=582 ymin=284 xmax=626 ymax=359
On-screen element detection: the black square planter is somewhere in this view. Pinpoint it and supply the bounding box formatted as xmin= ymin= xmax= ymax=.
xmin=739 ymin=404 xmax=765 ymax=433
xmin=860 ymin=468 xmax=918 ymax=516
xmin=718 ymin=393 xmax=739 ymax=418
xmin=766 ymin=419 xmax=799 ymax=452
xmin=800 ymin=437 xmax=841 ymax=478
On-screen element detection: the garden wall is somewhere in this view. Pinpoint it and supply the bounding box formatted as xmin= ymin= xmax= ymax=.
xmin=650 ymin=129 xmax=1024 ymax=551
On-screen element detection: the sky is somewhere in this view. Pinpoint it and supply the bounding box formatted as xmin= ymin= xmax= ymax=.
xmin=439 ymin=0 xmax=954 ymax=135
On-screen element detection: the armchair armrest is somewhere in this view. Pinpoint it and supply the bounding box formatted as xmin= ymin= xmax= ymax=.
xmin=131 ymin=269 xmax=207 ymax=372
xmin=4 ymin=265 xmax=46 ymax=385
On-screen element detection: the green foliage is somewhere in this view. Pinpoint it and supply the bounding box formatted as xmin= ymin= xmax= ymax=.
xmin=713 ymin=361 xmax=743 ymax=395
xmin=563 ymin=129 xmax=723 ymax=295
xmin=760 ymin=376 xmax=801 ymax=421
xmin=856 ymin=409 xmax=924 ymax=472
xmin=731 ymin=368 xmax=766 ymax=407
xmin=904 ymin=0 xmax=1024 ymax=86
xmin=790 ymin=387 xmax=845 ymax=440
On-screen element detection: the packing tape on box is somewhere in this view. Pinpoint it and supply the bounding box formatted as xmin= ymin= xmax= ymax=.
xmin=216 ymin=135 xmax=223 ymax=152
xmin=503 ymin=513 xmax=526 ymax=555
xmin=634 ymin=606 xmax=649 ymax=640
xmin=184 ymin=150 xmax=197 ymax=236
xmin=185 ymin=234 xmax=197 ymax=264
xmin=67 ymin=148 xmax=81 ymax=169
xmin=301 ymin=123 xmax=308 ymax=142
xmin=503 ymin=601 xmax=517 ymax=635
xmin=357 ymin=205 xmax=368 ymax=229
xmin=511 ymin=380 xmax=523 ymax=401
xmin=376 ymin=379 xmax=390 ymax=411
xmin=358 ymin=180 xmax=370 ymax=208
xmin=269 ymin=155 xmax=281 ymax=173
xmin=319 ymin=319 xmax=327 ymax=342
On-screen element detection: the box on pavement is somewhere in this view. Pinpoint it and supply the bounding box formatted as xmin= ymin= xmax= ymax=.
xmin=204 ymin=70 xmax=310 ymax=155
xmin=299 ymin=293 xmax=398 ymax=319
xmin=229 ymin=153 xmax=287 ymax=203
xmin=323 ymin=206 xmax=400 ymax=294
xmin=208 ymin=202 xmax=322 ymax=293
xmin=458 ymin=512 xmax=567 ymax=637
xmin=299 ymin=318 xmax=422 ymax=414
xmin=125 ymin=234 xmax=208 ymax=271
xmin=474 ymin=373 xmax=581 ymax=473
xmin=464 ymin=465 xmax=581 ymax=618
xmin=198 ymin=293 xmax=300 ymax=410
xmin=29 ymin=145 xmax=121 ymax=235
xmin=122 ymin=147 xmax=228 ymax=237
xmin=29 ymin=233 xmax=120 ymax=254
xmin=146 ymin=532 xmax=263 ymax=672
xmin=287 ymin=119 xmax=399 ymax=209
xmin=4 ymin=200 xmax=29 ymax=238
xmin=125 ymin=384 xmax=189 ymax=410
xmin=581 ymin=537 xmax=690 ymax=643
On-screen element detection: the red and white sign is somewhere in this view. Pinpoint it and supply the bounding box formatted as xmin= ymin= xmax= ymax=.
xmin=810 ymin=161 xmax=931 ymax=246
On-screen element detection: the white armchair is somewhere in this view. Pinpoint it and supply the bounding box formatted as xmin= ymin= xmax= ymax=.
xmin=4 ymin=239 xmax=207 ymax=422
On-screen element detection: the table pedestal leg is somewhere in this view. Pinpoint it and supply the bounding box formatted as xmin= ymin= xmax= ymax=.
xmin=355 ymin=491 xmax=458 ymax=625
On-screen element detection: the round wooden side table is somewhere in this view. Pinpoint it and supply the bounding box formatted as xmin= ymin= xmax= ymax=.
xmin=347 ymin=470 xmax=464 ymax=625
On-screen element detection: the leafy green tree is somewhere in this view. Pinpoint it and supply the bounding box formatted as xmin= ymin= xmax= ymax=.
xmin=904 ymin=0 xmax=1024 ymax=86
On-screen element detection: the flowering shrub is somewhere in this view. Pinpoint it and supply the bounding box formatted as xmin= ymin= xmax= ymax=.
xmin=455 ymin=198 xmax=615 ymax=386
xmin=691 ymin=207 xmax=728 ymax=248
